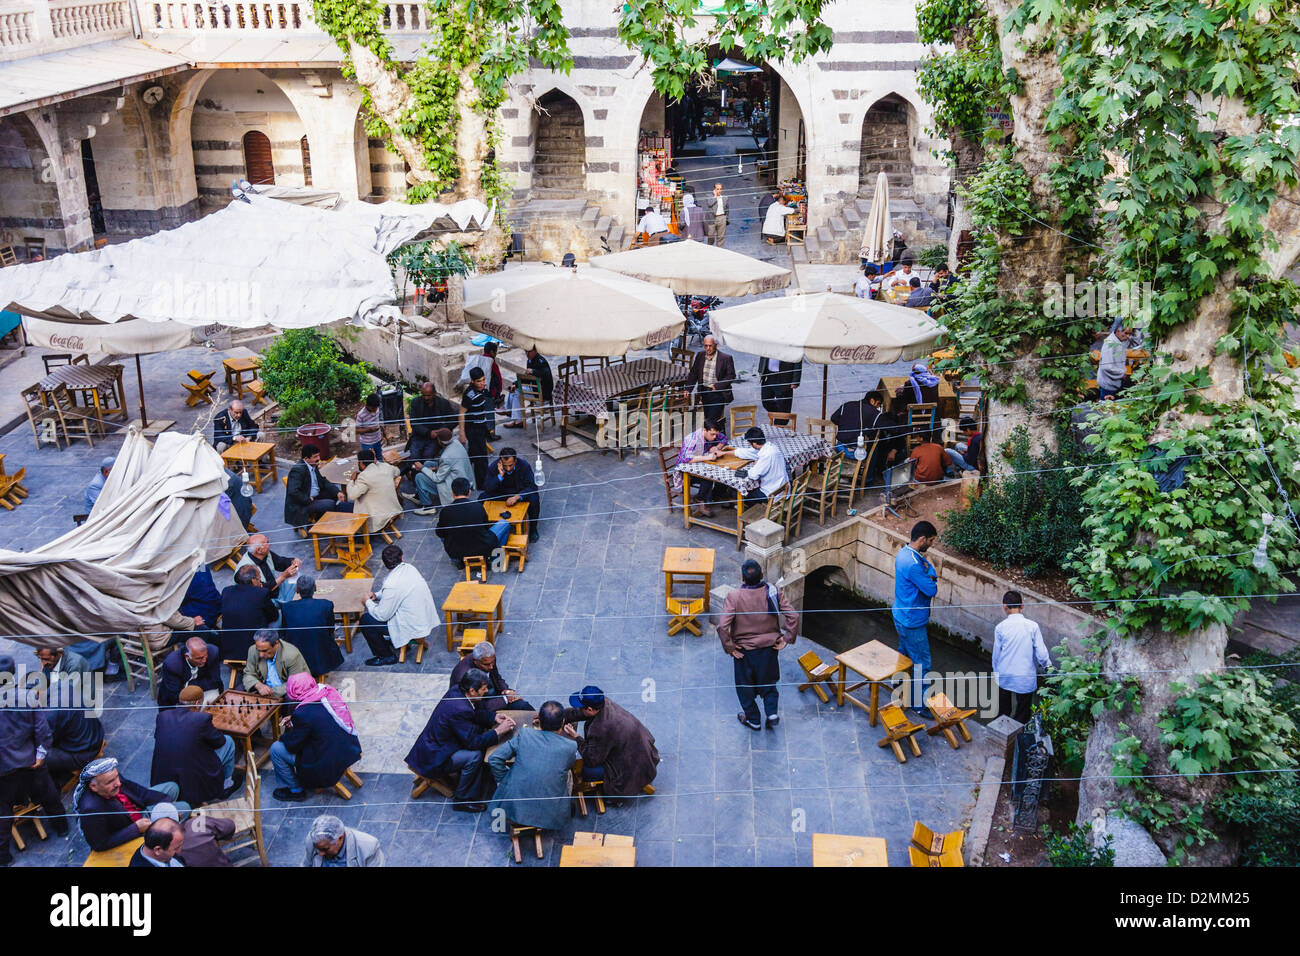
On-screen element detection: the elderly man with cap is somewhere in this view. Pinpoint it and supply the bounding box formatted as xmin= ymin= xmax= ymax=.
xmin=279 ymin=576 xmax=344 ymax=679
xmin=151 ymin=685 xmax=240 ymax=805
xmin=129 ymin=816 xmax=186 ymax=867
xmin=450 ymin=642 xmax=533 ymax=713
xmin=84 ymin=456 xmax=115 ymax=513
xmin=561 ymin=686 xmax=659 ymax=805
xmin=74 ymin=756 xmax=190 ymax=852
xmin=158 ymin=636 xmax=223 ymax=707
xmin=150 ymin=801 xmax=234 ymax=867
xmin=303 ymin=813 xmax=385 ymax=867
xmin=733 ymin=426 xmax=788 ymax=506
xmin=410 ymin=427 xmax=474 ymax=516
xmin=0 ymin=653 xmax=69 ymax=865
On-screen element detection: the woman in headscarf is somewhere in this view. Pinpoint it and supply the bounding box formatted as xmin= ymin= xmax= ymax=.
xmin=681 ymin=192 xmax=707 ymax=241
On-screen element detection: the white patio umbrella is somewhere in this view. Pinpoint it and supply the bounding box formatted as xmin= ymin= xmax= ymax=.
xmin=587 ymin=239 xmax=791 ymax=298
xmin=711 ymin=291 xmax=943 ymax=416
xmin=461 ymin=264 xmax=685 ymax=357
xmin=859 ymin=170 xmax=892 ymax=265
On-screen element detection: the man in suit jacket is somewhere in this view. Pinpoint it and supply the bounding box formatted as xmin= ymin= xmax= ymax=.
xmin=74 ymin=758 xmax=190 ymax=852
xmin=405 ymin=669 xmax=515 ymax=811
xmin=218 ymin=565 xmax=278 ymax=663
xmin=345 ymin=448 xmax=402 ymax=534
xmin=158 ymin=637 xmax=223 ymax=707
xmin=684 ymin=335 xmax=737 ymax=425
xmin=129 ymin=817 xmax=186 ymax=867
xmin=235 ymin=533 xmax=301 ymax=607
xmin=212 ymin=400 xmax=258 ymax=453
xmin=480 ymin=447 xmax=541 ymax=542
xmin=283 ymin=447 xmax=353 ymax=530
xmin=406 ymin=381 xmax=460 ymax=464
xmin=43 ymin=689 xmax=105 ymax=790
xmin=758 ymin=357 xmax=803 ymax=415
xmin=150 ymin=687 xmax=237 ymax=806
xmin=436 ymin=477 xmax=500 ymax=568
xmin=268 ymin=688 xmax=363 ymax=801
xmin=704 ymin=182 xmax=729 ymax=246
xmin=280 ymin=576 xmax=344 ymax=678
xmin=411 ymin=428 xmax=474 ymax=514
xmin=243 ymin=630 xmax=310 ymax=698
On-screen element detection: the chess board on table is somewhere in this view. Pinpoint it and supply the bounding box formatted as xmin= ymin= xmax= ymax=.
xmin=208 ymin=689 xmax=280 ymax=736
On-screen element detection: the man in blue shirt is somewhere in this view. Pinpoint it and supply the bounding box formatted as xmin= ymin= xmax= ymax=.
xmin=892 ymin=521 xmax=940 ymax=718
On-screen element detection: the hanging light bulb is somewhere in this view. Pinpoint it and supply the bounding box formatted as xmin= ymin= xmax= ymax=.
xmin=1253 ymin=513 xmax=1275 ymax=570
xmin=534 ymin=455 xmax=546 ymax=488
xmin=854 ymin=433 xmax=867 ymax=461
xmin=239 ymin=466 xmax=254 ymax=498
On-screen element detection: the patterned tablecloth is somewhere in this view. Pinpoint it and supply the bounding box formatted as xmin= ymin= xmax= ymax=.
xmin=677 ymin=426 xmax=832 ymax=494
xmin=36 ymin=363 xmax=122 ymax=393
xmin=555 ymin=357 xmax=688 ymax=418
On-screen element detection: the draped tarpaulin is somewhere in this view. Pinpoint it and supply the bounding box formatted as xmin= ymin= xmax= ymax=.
xmin=0 ymin=429 xmax=246 ymax=649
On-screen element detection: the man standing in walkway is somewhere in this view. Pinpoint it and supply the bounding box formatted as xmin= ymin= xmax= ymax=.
xmin=717 ymin=560 xmax=799 ymax=730
xmin=758 ymin=357 xmax=802 ymax=415
xmin=459 ymin=366 xmax=495 ymax=490
xmin=893 ymin=521 xmax=940 ymax=718
xmin=684 ymin=335 xmax=736 ymax=425
xmin=992 ymin=590 xmax=1051 ymax=724
xmin=705 ymin=182 xmax=728 ymax=246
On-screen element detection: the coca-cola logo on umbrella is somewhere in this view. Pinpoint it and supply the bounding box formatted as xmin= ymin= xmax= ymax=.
xmin=49 ymin=334 xmax=86 ymax=350
xmin=478 ymin=320 xmax=515 ymax=343
xmin=828 ymin=344 xmax=878 ymax=362
xmin=645 ymin=325 xmax=677 ymax=347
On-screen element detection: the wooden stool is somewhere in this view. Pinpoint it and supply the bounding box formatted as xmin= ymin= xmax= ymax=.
xmin=378 ymin=515 xmax=402 ymax=544
xmin=573 ymin=760 xmax=606 ymax=816
xmin=411 ymin=773 xmax=455 ymax=799
xmin=211 ymin=544 xmax=243 ymax=573
xmin=509 ymin=822 xmax=545 ymax=863
xmin=877 ymin=704 xmax=925 ymax=763
xmin=463 ymin=555 xmax=488 ymax=582
xmin=328 ymin=767 xmax=366 ymax=801
xmin=926 ymin=692 xmax=976 ymax=749
xmin=458 ymin=628 xmax=489 ymax=657
xmin=910 ymin=822 xmax=964 ymax=867
xmin=397 ymin=637 xmax=429 ymax=664
xmin=0 ymin=467 xmax=29 ymax=510
xmin=666 ymin=596 xmax=704 ymax=636
xmin=9 ymin=802 xmax=47 ymax=851
xmin=502 ymin=533 xmax=529 ymax=572
xmin=246 ymin=379 xmax=268 ymax=406
xmin=572 ymin=831 xmax=604 ymax=847
xmin=84 ymin=836 xmax=144 ymax=867
xmin=183 ymin=370 xmax=216 ymax=407
xmin=796 ymin=650 xmax=839 ymax=704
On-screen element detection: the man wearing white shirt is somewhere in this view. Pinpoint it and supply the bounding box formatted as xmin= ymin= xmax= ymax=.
xmin=359 ymin=544 xmax=440 ymax=667
xmin=636 ymin=205 xmax=669 ymax=237
xmin=734 ymin=426 xmax=788 ymax=505
xmin=991 ymin=590 xmax=1051 ymax=723
xmin=705 ymin=182 xmax=728 ymax=247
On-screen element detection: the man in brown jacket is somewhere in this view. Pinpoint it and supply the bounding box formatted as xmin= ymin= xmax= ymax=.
xmin=562 ymin=686 xmax=659 ymax=806
xmin=717 ymin=560 xmax=800 ymax=730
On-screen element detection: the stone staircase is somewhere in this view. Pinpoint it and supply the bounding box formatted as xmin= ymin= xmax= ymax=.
xmin=794 ymin=195 xmax=950 ymax=265
xmin=507 ymin=196 xmax=631 ymax=262
xmin=531 ymin=93 xmax=586 ymax=200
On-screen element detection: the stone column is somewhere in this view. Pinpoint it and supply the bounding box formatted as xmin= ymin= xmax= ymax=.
xmin=274 ymin=72 xmax=369 ymax=201
xmin=743 ymin=518 xmax=786 ymax=586
xmin=27 ymin=109 xmax=93 ymax=253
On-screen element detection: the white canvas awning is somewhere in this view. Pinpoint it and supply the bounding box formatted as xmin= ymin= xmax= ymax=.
xmin=588 ymin=239 xmax=791 ymax=298
xmin=0 ymin=429 xmax=245 ymax=648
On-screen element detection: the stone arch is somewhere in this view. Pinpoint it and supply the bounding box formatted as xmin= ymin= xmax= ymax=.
xmin=0 ymin=113 xmax=60 ymax=258
xmin=529 ymin=88 xmax=587 ymax=198
xmin=858 ymin=92 xmax=914 ymax=198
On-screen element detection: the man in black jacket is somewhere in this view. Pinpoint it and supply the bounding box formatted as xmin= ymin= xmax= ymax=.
xmin=283 ymin=447 xmax=353 ymax=531
xmin=218 ymin=565 xmax=278 ymax=663
xmin=74 ymin=757 xmax=188 ymax=852
xmin=268 ymin=691 xmax=362 ymax=802
xmin=479 ymin=447 xmax=541 ymax=542
xmin=212 ymin=400 xmax=258 ymax=453
xmin=280 ymin=576 xmax=344 ymax=678
xmin=404 ymin=668 xmax=514 ymax=811
xmin=0 ymin=654 xmax=68 ymax=864
xmin=450 ymin=642 xmax=533 ymax=713
xmin=436 ymin=477 xmax=499 ymax=569
xmin=757 ymin=356 xmax=803 ymax=414
xmin=42 ymin=683 xmax=105 ymax=790
xmin=150 ymin=686 xmax=237 ymax=806
xmin=128 ymin=817 xmax=186 ymax=867
xmin=158 ymin=638 xmax=224 ymax=707
xmin=407 ymin=381 xmax=459 ymax=464
xmin=683 ymin=335 xmax=737 ymax=424
xmin=831 ymin=390 xmax=903 ymax=478
xmin=459 ymin=367 xmax=495 ymax=489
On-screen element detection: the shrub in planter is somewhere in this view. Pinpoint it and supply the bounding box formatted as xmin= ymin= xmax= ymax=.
xmin=259 ymin=329 xmax=370 ymax=431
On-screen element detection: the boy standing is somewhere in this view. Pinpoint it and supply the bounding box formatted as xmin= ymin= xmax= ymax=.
xmin=991 ymin=590 xmax=1051 ymax=723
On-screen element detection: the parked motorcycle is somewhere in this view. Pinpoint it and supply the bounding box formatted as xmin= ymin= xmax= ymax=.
xmin=675 ymin=294 xmax=723 ymax=345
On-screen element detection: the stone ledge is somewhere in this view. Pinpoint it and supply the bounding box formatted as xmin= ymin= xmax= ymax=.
xmin=967 ymin=755 xmax=1005 ymax=867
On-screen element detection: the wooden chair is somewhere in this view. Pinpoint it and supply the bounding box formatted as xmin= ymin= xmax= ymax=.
xmin=50 ymin=384 xmax=101 ymax=445
xmin=958 ymin=385 xmax=984 ymax=423
xmin=211 ymin=543 xmax=244 ymax=573
xmin=768 ymin=411 xmax=797 ymax=431
xmin=796 ymin=650 xmax=839 ymax=704
xmin=905 ymin=402 xmax=937 ymax=451
xmin=776 ymin=470 xmax=812 ymax=542
xmin=0 ymin=466 xmax=28 ymax=510
xmin=457 ymin=628 xmax=489 ymax=657
xmin=806 ymin=417 xmax=837 ymax=447
xmin=557 ymin=358 xmax=580 ymax=388
xmin=224 ymin=659 xmax=246 ymax=690
xmin=516 ymin=374 xmax=554 ymax=430
xmin=877 ymin=703 xmax=925 ymax=763
xmin=113 ymin=632 xmax=166 ymax=699
xmin=23 ymin=236 xmax=45 ymax=261
xmin=397 ymin=637 xmax=429 ymax=664
xmin=84 ymin=836 xmax=144 ymax=867
xmin=838 ymin=437 xmax=884 ymax=509
xmin=740 ymin=488 xmax=787 ymax=536
xmin=502 ymin=532 xmax=529 ymax=572
xmin=509 ymin=822 xmax=545 ymax=863
xmin=0 ymin=244 xmax=16 ymax=267
xmin=925 ymin=691 xmax=977 ymax=749
xmin=729 ymin=404 xmax=757 ymax=437
xmin=670 ymin=346 xmax=695 ymax=370
xmin=21 ymin=386 xmax=64 ymax=451
xmin=657 ymin=445 xmax=683 ymax=514
xmin=785 ymin=219 xmax=806 ymax=245
xmin=803 ymin=451 xmax=844 ymax=525
xmin=41 ymin=353 xmax=80 ymax=375
xmin=580 ymin=356 xmax=608 ymax=374
xmin=184 ymin=369 xmax=216 ymax=407
xmin=246 ymin=379 xmax=268 ymax=407
xmin=573 ymin=759 xmax=605 ymax=816
xmin=910 ymin=822 xmax=964 ymax=867
xmin=8 ymin=800 xmax=48 ymax=851
xmin=203 ymin=758 xmax=269 ymax=866
xmin=61 ymin=741 xmax=106 ymax=795
xmin=463 ymin=554 xmax=488 ymax=582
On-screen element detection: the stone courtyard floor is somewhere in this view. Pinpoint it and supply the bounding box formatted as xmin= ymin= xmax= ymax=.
xmin=0 ymin=329 xmax=994 ymax=868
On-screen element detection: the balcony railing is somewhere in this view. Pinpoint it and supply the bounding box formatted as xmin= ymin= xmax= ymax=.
xmin=142 ymin=1 xmax=427 ymax=33
xmin=50 ymin=0 xmax=130 ymax=38
xmin=0 ymin=8 xmax=35 ymax=48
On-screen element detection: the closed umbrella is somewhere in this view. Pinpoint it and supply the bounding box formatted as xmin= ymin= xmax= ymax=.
xmin=588 ymin=239 xmax=791 ymax=298
xmin=461 ymin=265 xmax=684 ymax=357
xmin=859 ymin=171 xmax=892 ymax=265
xmin=710 ymin=291 xmax=942 ymax=415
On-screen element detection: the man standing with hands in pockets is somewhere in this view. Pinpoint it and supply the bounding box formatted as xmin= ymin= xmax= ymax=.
xmin=893 ymin=521 xmax=940 ymax=719
xmin=717 ymin=560 xmax=799 ymax=731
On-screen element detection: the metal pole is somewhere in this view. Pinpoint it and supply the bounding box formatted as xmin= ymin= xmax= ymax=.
xmin=822 ymin=364 xmax=828 ymax=419
xmin=134 ymin=353 xmax=148 ymax=428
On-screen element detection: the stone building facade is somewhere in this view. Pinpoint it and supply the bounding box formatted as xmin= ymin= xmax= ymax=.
xmin=0 ymin=0 xmax=950 ymax=261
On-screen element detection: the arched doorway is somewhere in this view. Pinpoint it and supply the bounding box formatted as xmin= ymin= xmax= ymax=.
xmin=243 ymin=131 xmax=274 ymax=184
xmin=859 ymin=93 xmax=914 ymax=200
xmin=531 ymin=90 xmax=585 ymax=197
xmin=0 ymin=115 xmax=61 ymax=257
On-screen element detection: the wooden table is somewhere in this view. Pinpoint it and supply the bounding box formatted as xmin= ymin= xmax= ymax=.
xmin=442 ymin=581 xmax=506 ymax=651
xmin=308 ymin=511 xmax=373 ymax=574
xmin=315 ymin=576 xmax=375 ymax=653
xmin=37 ymin=363 xmax=126 ymax=419
xmin=223 ymin=356 xmax=262 ymax=399
xmin=482 ymin=499 xmax=527 ymax=536
xmin=877 ymin=376 xmax=959 ymax=422
xmin=485 ymin=709 xmax=538 ymax=759
xmin=207 ymin=688 xmax=282 ymax=768
xmin=559 ymin=844 xmax=637 ymax=867
xmin=811 ymin=833 xmax=888 ymax=867
xmin=572 ymin=832 xmax=635 ymax=848
xmin=833 ymin=640 xmax=913 ymax=726
xmin=662 ymin=546 xmax=714 ymax=610
xmin=556 ymin=357 xmax=689 ymax=448
xmin=221 ymin=440 xmax=278 ymax=492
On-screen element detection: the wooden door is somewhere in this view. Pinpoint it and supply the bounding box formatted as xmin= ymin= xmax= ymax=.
xmin=243 ymin=131 xmax=274 ymax=185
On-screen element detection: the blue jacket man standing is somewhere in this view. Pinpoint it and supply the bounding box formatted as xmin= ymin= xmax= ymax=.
xmin=892 ymin=521 xmax=940 ymax=718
